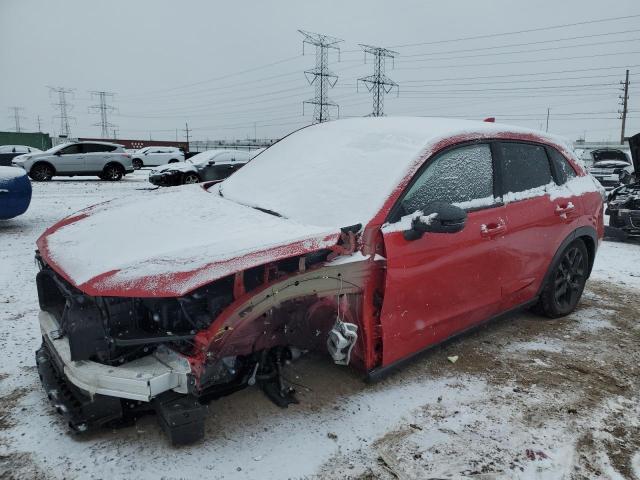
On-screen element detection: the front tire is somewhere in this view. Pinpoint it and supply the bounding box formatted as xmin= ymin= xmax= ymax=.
xmin=30 ymin=163 xmax=54 ymax=181
xmin=102 ymin=164 xmax=124 ymax=181
xmin=132 ymin=159 xmax=143 ymax=170
xmin=536 ymin=239 xmax=589 ymax=318
xmin=182 ymin=173 xmax=200 ymax=184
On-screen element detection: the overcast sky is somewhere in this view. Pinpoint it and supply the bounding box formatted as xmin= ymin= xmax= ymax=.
xmin=1 ymin=0 xmax=638 ymax=143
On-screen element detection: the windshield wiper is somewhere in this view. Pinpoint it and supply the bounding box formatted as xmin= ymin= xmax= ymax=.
xmin=253 ymin=206 xmax=282 ymax=218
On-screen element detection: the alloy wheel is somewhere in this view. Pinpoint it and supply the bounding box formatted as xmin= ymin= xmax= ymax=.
xmin=183 ymin=174 xmax=199 ymax=184
xmin=553 ymin=246 xmax=587 ymax=310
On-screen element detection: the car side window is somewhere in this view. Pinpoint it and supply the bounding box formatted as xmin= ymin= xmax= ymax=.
xmin=59 ymin=144 xmax=81 ymax=155
xmin=82 ymin=144 xmax=115 ymax=153
xmin=399 ymin=143 xmax=495 ymax=217
xmin=547 ymin=147 xmax=577 ymax=184
xmin=498 ymin=142 xmax=553 ymax=194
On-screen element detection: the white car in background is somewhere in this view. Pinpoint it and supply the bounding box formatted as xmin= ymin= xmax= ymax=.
xmin=131 ymin=146 xmax=185 ymax=169
xmin=11 ymin=141 xmax=133 ymax=181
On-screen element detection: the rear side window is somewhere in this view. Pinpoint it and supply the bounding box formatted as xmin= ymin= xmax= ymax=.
xmin=400 ymin=143 xmax=495 ymax=215
xmin=82 ymin=143 xmax=116 ymax=153
xmin=498 ymin=142 xmax=553 ymax=194
xmin=547 ymin=147 xmax=577 ymax=184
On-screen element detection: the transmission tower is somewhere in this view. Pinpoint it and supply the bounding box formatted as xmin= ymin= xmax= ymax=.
xmin=8 ymin=107 xmax=25 ymax=132
xmin=48 ymin=86 xmax=75 ymax=137
xmin=299 ymin=30 xmax=343 ymax=123
xmin=89 ymin=91 xmax=117 ymax=138
xmin=357 ymin=45 xmax=399 ymax=117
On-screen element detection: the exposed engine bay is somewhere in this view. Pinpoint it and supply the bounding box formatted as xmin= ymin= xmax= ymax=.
xmin=605 ymin=133 xmax=640 ymax=238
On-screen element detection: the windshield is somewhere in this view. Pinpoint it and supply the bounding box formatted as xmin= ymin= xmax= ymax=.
xmin=44 ymin=143 xmax=74 ymax=154
xmin=219 ymin=118 xmax=448 ymax=227
xmin=189 ymin=151 xmax=218 ymax=165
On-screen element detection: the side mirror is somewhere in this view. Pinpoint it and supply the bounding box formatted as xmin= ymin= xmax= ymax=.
xmin=54 ymin=151 xmax=62 ymax=156
xmin=403 ymin=202 xmax=467 ymax=241
xmin=208 ymin=160 xmax=216 ymax=165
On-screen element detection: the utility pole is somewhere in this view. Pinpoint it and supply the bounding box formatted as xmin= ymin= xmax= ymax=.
xmin=183 ymin=122 xmax=191 ymax=146
xmin=8 ymin=107 xmax=25 ymax=133
xmin=357 ymin=45 xmax=399 ymax=117
xmin=299 ymin=30 xmax=343 ymax=123
xmin=88 ymin=91 xmax=117 ymax=138
xmin=546 ymin=108 xmax=550 ymax=133
xmin=36 ymin=115 xmax=42 ymax=132
xmin=619 ymin=69 xmax=630 ymax=144
xmin=48 ymin=86 xmax=75 ymax=137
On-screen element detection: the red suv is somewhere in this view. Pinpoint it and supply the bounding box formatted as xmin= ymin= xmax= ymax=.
xmin=34 ymin=118 xmax=604 ymax=444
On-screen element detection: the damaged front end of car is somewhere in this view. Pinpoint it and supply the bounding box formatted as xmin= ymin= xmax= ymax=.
xmin=34 ymin=225 xmax=385 ymax=444
xmin=605 ymin=133 xmax=640 ymax=239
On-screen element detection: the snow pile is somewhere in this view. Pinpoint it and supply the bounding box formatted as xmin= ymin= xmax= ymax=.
xmin=0 ymin=166 xmax=27 ymax=181
xmin=220 ymin=117 xmax=565 ymax=228
xmin=40 ymin=185 xmax=338 ymax=295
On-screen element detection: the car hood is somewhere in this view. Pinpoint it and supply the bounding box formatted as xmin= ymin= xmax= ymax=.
xmin=36 ymin=184 xmax=340 ymax=297
xmin=152 ymin=161 xmax=197 ymax=173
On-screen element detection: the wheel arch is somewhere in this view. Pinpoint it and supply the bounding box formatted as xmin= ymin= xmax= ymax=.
xmin=537 ymin=226 xmax=598 ymax=298
xmin=103 ymin=161 xmax=125 ymax=172
xmin=30 ymin=160 xmax=56 ymax=175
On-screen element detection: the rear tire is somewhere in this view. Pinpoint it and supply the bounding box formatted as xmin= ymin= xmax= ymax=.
xmin=102 ymin=164 xmax=124 ymax=181
xmin=535 ymin=239 xmax=589 ymax=318
xmin=182 ymin=173 xmax=200 ymax=184
xmin=30 ymin=163 xmax=54 ymax=181
xmin=132 ymin=159 xmax=143 ymax=170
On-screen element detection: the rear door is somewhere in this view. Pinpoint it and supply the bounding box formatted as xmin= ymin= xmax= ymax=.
xmin=379 ymin=142 xmax=510 ymax=365
xmin=496 ymin=141 xmax=582 ymax=309
xmin=52 ymin=144 xmax=84 ymax=172
xmin=81 ymin=143 xmax=115 ymax=172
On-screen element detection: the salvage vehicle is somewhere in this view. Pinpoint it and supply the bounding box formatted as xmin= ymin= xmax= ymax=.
xmin=588 ymin=148 xmax=634 ymax=190
xmin=148 ymin=149 xmax=254 ymax=187
xmin=606 ymin=133 xmax=640 ymax=237
xmin=12 ymin=141 xmax=133 ymax=181
xmin=34 ymin=118 xmax=604 ymax=444
xmin=0 ymin=166 xmax=32 ymax=219
xmin=131 ymin=146 xmax=185 ymax=170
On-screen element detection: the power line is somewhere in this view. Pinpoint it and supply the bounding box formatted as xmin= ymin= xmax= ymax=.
xmin=400 ymin=28 xmax=640 ymax=58
xmin=395 ymin=50 xmax=640 ymax=71
xmin=88 ymin=91 xmax=117 ymax=138
xmin=8 ymin=107 xmax=25 ymax=133
xmin=48 ymin=86 xmax=75 ymax=137
xmin=299 ymin=29 xmax=343 ymax=123
xmin=357 ymin=45 xmax=399 ymax=117
xmin=388 ymin=13 xmax=640 ymax=48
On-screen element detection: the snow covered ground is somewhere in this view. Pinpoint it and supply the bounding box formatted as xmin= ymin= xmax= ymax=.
xmin=1 ymin=173 xmax=639 ymax=479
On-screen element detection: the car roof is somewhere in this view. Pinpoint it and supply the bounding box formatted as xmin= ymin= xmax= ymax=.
xmin=77 ymin=141 xmax=123 ymax=147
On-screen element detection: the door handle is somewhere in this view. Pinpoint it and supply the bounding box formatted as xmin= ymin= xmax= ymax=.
xmin=480 ymin=220 xmax=506 ymax=238
xmin=555 ymin=202 xmax=575 ymax=218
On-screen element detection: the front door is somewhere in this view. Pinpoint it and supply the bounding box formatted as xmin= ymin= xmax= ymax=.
xmin=379 ymin=142 xmax=509 ymax=366
xmin=52 ymin=144 xmax=84 ymax=173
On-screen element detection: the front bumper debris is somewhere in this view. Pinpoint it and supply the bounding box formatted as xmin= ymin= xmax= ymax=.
xmin=39 ymin=311 xmax=192 ymax=401
xmin=37 ymin=311 xmax=208 ymax=444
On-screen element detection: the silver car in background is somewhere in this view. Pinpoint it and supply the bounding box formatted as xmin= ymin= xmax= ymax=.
xmin=12 ymin=141 xmax=134 ymax=181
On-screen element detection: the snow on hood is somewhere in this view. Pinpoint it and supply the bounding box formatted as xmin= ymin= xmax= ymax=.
xmin=220 ymin=117 xmax=569 ymax=228
xmin=37 ymin=185 xmax=340 ymax=297
xmin=152 ymin=161 xmax=197 ymax=173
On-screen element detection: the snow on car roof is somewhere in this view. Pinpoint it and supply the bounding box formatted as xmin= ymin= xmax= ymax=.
xmin=221 ymin=117 xmax=568 ymax=228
